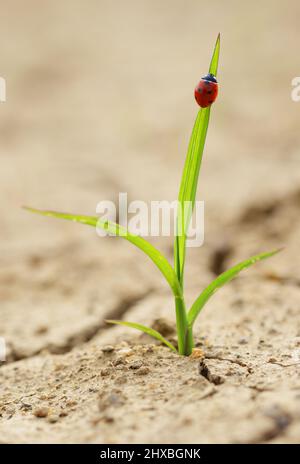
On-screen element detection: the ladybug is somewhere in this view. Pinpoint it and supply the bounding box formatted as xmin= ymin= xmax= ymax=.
xmin=194 ymin=73 xmax=218 ymax=108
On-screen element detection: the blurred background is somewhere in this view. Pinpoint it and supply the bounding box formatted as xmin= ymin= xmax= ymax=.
xmin=0 ymin=0 xmax=300 ymax=356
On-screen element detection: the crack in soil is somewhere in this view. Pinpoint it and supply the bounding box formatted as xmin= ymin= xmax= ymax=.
xmin=238 ymin=188 xmax=300 ymax=226
xmin=209 ymin=241 xmax=233 ymax=276
xmin=247 ymin=385 xmax=275 ymax=394
xmin=197 ymin=356 xmax=294 ymax=444
xmin=198 ymin=359 xmax=225 ymax=385
xmin=2 ymin=289 xmax=152 ymax=364
xmin=198 ymin=351 xmax=256 ymax=385
xmin=252 ymin=414 xmax=293 ymax=444
xmin=268 ymin=360 xmax=300 ymax=368
xmin=204 ymin=354 xmax=253 ymax=373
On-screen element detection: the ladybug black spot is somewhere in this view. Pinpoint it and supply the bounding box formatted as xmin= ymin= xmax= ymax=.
xmin=197 ymin=88 xmax=202 ymax=93
xmin=207 ymin=90 xmax=212 ymax=95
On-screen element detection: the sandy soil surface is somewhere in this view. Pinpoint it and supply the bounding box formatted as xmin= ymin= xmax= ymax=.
xmin=0 ymin=0 xmax=300 ymax=443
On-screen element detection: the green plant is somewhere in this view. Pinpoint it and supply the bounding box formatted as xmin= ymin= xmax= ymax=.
xmin=25 ymin=35 xmax=279 ymax=356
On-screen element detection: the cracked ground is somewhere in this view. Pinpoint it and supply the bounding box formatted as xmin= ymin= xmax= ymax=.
xmin=0 ymin=0 xmax=300 ymax=444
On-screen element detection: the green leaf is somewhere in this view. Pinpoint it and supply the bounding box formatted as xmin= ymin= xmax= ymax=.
xmin=209 ymin=33 xmax=220 ymax=76
xmin=24 ymin=207 xmax=182 ymax=298
xmin=106 ymin=320 xmax=177 ymax=353
xmin=174 ymin=34 xmax=220 ymax=286
xmin=174 ymin=109 xmax=210 ymax=285
xmin=188 ymin=249 xmax=281 ymax=327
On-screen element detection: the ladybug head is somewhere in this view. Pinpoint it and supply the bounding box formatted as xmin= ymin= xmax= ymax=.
xmin=202 ymin=73 xmax=218 ymax=83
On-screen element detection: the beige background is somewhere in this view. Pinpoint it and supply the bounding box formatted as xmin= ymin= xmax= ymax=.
xmin=0 ymin=0 xmax=299 ymax=443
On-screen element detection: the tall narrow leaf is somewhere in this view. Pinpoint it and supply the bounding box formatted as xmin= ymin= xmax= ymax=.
xmin=24 ymin=207 xmax=182 ymax=299
xmin=188 ymin=249 xmax=281 ymax=327
xmin=174 ymin=34 xmax=220 ymax=287
xmin=209 ymin=32 xmax=220 ymax=76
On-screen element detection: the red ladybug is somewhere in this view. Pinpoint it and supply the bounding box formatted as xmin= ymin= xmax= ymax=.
xmin=194 ymin=73 xmax=218 ymax=108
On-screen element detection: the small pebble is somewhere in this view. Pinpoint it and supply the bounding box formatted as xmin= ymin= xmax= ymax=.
xmin=102 ymin=345 xmax=114 ymax=353
xmin=129 ymin=360 xmax=143 ymax=370
xmin=33 ymin=407 xmax=49 ymax=418
xmin=190 ymin=348 xmax=204 ymax=359
xmin=101 ymin=368 xmax=111 ymax=376
xmin=48 ymin=414 xmax=59 ymax=423
xmin=136 ymin=367 xmax=150 ymax=376
xmin=35 ymin=325 xmax=48 ymax=335
xmin=117 ymin=348 xmax=133 ymax=357
xmin=20 ymin=403 xmax=32 ymax=411
xmin=115 ymin=364 xmax=126 ymax=371
xmin=66 ymin=400 xmax=77 ymax=407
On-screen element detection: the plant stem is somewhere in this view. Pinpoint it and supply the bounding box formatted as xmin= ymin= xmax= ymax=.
xmin=175 ymin=296 xmax=193 ymax=355
xmin=184 ymin=325 xmax=194 ymax=356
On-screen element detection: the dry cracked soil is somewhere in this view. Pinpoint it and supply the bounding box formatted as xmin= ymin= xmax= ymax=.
xmin=0 ymin=0 xmax=300 ymax=444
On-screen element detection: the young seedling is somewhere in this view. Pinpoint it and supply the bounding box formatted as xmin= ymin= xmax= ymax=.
xmin=25 ymin=35 xmax=279 ymax=356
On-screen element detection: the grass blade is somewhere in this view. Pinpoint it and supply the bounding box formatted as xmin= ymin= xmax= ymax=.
xmin=174 ymin=34 xmax=220 ymax=286
xmin=106 ymin=320 xmax=177 ymax=353
xmin=24 ymin=207 xmax=182 ymax=298
xmin=188 ymin=249 xmax=281 ymax=327
xmin=209 ymin=33 xmax=220 ymax=76
xmin=174 ymin=109 xmax=210 ymax=285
